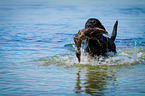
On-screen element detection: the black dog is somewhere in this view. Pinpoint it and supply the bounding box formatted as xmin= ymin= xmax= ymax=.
xmin=84 ymin=18 xmax=118 ymax=56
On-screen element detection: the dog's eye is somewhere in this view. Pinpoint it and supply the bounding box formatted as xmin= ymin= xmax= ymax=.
xmin=92 ymin=20 xmax=96 ymax=23
xmin=92 ymin=20 xmax=95 ymax=22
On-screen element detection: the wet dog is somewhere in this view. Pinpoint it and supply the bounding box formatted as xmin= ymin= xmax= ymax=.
xmin=74 ymin=18 xmax=118 ymax=62
xmin=85 ymin=18 xmax=118 ymax=56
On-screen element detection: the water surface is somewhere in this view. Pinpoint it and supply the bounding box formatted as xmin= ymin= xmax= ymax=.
xmin=0 ymin=0 xmax=145 ymax=96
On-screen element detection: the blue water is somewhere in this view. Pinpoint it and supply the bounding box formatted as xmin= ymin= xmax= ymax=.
xmin=0 ymin=0 xmax=145 ymax=96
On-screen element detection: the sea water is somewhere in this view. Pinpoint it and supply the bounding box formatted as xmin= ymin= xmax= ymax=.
xmin=0 ymin=0 xmax=145 ymax=96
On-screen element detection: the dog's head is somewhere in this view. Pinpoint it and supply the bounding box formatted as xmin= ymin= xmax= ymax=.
xmin=85 ymin=18 xmax=106 ymax=30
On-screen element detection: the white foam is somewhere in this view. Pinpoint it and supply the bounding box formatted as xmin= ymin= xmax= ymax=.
xmin=39 ymin=47 xmax=145 ymax=67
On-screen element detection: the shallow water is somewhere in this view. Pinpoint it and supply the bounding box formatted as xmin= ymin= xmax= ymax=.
xmin=0 ymin=0 xmax=145 ymax=96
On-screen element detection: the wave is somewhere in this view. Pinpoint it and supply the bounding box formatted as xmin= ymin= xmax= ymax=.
xmin=38 ymin=47 xmax=145 ymax=67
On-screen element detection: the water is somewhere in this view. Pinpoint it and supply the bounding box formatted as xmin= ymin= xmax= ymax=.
xmin=0 ymin=0 xmax=145 ymax=95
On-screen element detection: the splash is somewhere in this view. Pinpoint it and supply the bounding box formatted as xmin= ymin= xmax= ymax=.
xmin=38 ymin=47 xmax=145 ymax=67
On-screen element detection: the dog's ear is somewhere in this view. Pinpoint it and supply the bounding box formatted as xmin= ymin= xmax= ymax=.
xmin=111 ymin=20 xmax=118 ymax=41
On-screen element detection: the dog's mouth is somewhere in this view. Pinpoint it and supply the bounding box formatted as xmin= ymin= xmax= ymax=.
xmin=98 ymin=28 xmax=108 ymax=35
xmin=89 ymin=28 xmax=108 ymax=36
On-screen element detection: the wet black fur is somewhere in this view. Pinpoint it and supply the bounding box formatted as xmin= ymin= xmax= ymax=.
xmin=85 ymin=18 xmax=117 ymax=56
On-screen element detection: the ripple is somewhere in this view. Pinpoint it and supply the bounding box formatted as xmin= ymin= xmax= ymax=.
xmin=120 ymin=7 xmax=145 ymax=15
